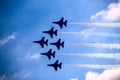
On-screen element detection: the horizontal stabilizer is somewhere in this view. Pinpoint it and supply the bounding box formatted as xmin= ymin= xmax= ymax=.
xmin=54 ymin=30 xmax=58 ymax=36
xmin=64 ymin=20 xmax=67 ymax=26
xmin=52 ymin=51 xmax=55 ymax=58
xmin=61 ymin=41 xmax=64 ymax=48
xmin=45 ymin=39 xmax=48 ymax=46
xmin=59 ymin=63 xmax=62 ymax=69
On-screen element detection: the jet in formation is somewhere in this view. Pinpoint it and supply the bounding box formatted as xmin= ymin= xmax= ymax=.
xmin=50 ymin=39 xmax=64 ymax=50
xmin=33 ymin=37 xmax=48 ymax=48
xmin=43 ymin=27 xmax=57 ymax=38
xmin=47 ymin=60 xmax=62 ymax=71
xmin=40 ymin=49 xmax=55 ymax=60
xmin=52 ymin=17 xmax=67 ymax=29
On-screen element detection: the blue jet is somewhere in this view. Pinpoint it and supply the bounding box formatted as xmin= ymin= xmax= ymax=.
xmin=43 ymin=27 xmax=57 ymax=38
xmin=47 ymin=60 xmax=62 ymax=71
xmin=52 ymin=17 xmax=67 ymax=29
xmin=50 ymin=39 xmax=64 ymax=50
xmin=40 ymin=49 xmax=55 ymax=60
xmin=33 ymin=37 xmax=48 ymax=48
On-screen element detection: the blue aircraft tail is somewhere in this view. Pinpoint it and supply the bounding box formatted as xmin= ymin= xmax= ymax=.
xmin=59 ymin=63 xmax=62 ymax=69
xmin=64 ymin=20 xmax=67 ymax=27
xmin=54 ymin=30 xmax=58 ymax=36
xmin=52 ymin=51 xmax=55 ymax=58
xmin=45 ymin=39 xmax=48 ymax=46
xmin=61 ymin=41 xmax=64 ymax=48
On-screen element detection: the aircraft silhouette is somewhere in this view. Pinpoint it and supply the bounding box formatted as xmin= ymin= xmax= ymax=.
xmin=40 ymin=49 xmax=55 ymax=60
xmin=33 ymin=37 xmax=48 ymax=48
xmin=47 ymin=60 xmax=62 ymax=71
xmin=50 ymin=39 xmax=64 ymax=50
xmin=43 ymin=27 xmax=57 ymax=38
xmin=52 ymin=17 xmax=67 ymax=29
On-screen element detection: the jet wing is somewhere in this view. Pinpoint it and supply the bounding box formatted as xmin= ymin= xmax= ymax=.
xmin=41 ymin=37 xmax=45 ymax=41
xmin=54 ymin=66 xmax=58 ymax=71
xmin=40 ymin=43 xmax=44 ymax=48
xmin=54 ymin=60 xmax=59 ymax=71
xmin=49 ymin=33 xmax=53 ymax=38
xmin=60 ymin=17 xmax=64 ymax=22
xmin=47 ymin=55 xmax=51 ymax=60
xmin=59 ymin=24 xmax=63 ymax=29
xmin=56 ymin=45 xmax=60 ymax=50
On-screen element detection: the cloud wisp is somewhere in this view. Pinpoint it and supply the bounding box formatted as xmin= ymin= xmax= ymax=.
xmin=0 ymin=71 xmax=31 ymax=80
xmin=60 ymin=53 xmax=120 ymax=59
xmin=73 ymin=43 xmax=120 ymax=49
xmin=0 ymin=32 xmax=16 ymax=45
xmin=67 ymin=64 xmax=120 ymax=69
xmin=70 ymin=22 xmax=120 ymax=28
xmin=59 ymin=31 xmax=120 ymax=38
xmin=70 ymin=78 xmax=79 ymax=80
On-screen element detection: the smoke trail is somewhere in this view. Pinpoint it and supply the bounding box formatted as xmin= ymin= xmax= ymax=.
xmin=67 ymin=64 xmax=120 ymax=69
xmin=59 ymin=32 xmax=120 ymax=37
xmin=70 ymin=22 xmax=120 ymax=28
xmin=73 ymin=43 xmax=120 ymax=49
xmin=60 ymin=53 xmax=120 ymax=59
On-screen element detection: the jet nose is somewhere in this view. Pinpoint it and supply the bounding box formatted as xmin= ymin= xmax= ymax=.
xmin=42 ymin=31 xmax=46 ymax=33
xmin=47 ymin=64 xmax=50 ymax=66
xmin=52 ymin=22 xmax=57 ymax=24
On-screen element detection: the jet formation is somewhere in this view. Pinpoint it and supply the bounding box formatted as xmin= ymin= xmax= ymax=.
xmin=33 ymin=17 xmax=67 ymax=71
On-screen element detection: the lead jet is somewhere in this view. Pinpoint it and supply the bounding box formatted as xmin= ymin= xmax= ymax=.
xmin=47 ymin=60 xmax=62 ymax=71
xmin=33 ymin=37 xmax=48 ymax=48
xmin=40 ymin=49 xmax=55 ymax=60
xmin=50 ymin=39 xmax=64 ymax=50
xmin=52 ymin=17 xmax=67 ymax=29
xmin=43 ymin=27 xmax=58 ymax=38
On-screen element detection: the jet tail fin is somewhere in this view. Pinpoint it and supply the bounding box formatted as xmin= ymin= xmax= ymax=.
xmin=45 ymin=39 xmax=48 ymax=46
xmin=54 ymin=30 xmax=58 ymax=36
xmin=52 ymin=51 xmax=55 ymax=58
xmin=59 ymin=63 xmax=62 ymax=69
xmin=61 ymin=41 xmax=64 ymax=48
xmin=64 ymin=20 xmax=67 ymax=27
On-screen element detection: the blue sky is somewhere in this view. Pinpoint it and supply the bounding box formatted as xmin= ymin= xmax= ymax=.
xmin=0 ymin=0 xmax=120 ymax=80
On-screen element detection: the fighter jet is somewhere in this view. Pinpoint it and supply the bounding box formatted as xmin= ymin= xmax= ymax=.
xmin=43 ymin=27 xmax=58 ymax=38
xmin=52 ymin=17 xmax=67 ymax=29
xmin=40 ymin=49 xmax=55 ymax=60
xmin=33 ymin=37 xmax=48 ymax=48
xmin=50 ymin=39 xmax=64 ymax=50
xmin=47 ymin=60 xmax=62 ymax=71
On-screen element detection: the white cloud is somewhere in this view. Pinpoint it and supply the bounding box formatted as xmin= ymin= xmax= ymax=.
xmin=80 ymin=28 xmax=96 ymax=38
xmin=28 ymin=53 xmax=40 ymax=60
xmin=70 ymin=78 xmax=79 ymax=80
xmin=17 ymin=53 xmax=40 ymax=64
xmin=0 ymin=71 xmax=31 ymax=80
xmin=60 ymin=28 xmax=96 ymax=39
xmin=0 ymin=32 xmax=16 ymax=45
xmin=10 ymin=71 xmax=31 ymax=80
xmin=91 ymin=1 xmax=120 ymax=22
xmin=0 ymin=74 xmax=7 ymax=80
xmin=25 ymin=53 xmax=40 ymax=60
xmin=85 ymin=68 xmax=120 ymax=80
